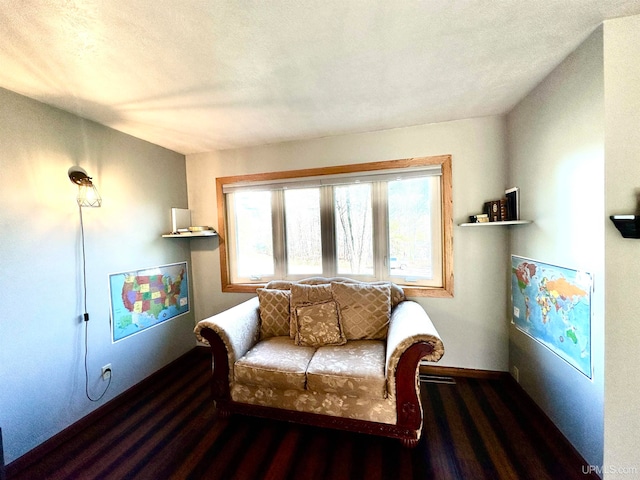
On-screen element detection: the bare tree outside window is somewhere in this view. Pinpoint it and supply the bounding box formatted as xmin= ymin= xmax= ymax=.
xmin=284 ymin=188 xmax=322 ymax=275
xmin=335 ymin=184 xmax=373 ymax=275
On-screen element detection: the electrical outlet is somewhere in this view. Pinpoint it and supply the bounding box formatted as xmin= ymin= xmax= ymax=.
xmin=101 ymin=364 xmax=112 ymax=381
xmin=512 ymin=365 xmax=519 ymax=383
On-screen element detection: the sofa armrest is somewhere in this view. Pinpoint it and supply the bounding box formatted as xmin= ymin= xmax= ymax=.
xmin=194 ymin=296 xmax=261 ymax=394
xmin=385 ymin=300 xmax=444 ymax=391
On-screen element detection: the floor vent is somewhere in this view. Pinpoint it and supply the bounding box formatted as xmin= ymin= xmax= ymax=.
xmin=419 ymin=374 xmax=456 ymax=385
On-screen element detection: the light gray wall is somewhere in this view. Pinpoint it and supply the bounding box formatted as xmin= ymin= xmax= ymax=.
xmin=603 ymin=15 xmax=640 ymax=478
xmin=0 ymin=87 xmax=195 ymax=464
xmin=187 ymin=116 xmax=511 ymax=371
xmin=507 ymin=28 xmax=604 ymax=467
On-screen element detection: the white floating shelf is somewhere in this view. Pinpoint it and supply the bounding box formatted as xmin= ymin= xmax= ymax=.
xmin=162 ymin=231 xmax=218 ymax=238
xmin=459 ymin=220 xmax=532 ymax=227
xmin=164 ymin=208 xmax=218 ymax=237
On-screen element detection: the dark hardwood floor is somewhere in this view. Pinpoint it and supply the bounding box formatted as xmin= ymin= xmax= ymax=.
xmin=8 ymin=348 xmax=597 ymax=480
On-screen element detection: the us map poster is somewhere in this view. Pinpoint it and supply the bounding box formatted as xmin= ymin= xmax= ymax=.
xmin=109 ymin=262 xmax=189 ymax=342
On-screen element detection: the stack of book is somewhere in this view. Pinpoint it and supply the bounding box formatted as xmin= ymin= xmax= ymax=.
xmin=469 ymin=188 xmax=520 ymax=223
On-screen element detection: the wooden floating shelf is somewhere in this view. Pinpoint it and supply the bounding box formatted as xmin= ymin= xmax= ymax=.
xmin=459 ymin=220 xmax=532 ymax=227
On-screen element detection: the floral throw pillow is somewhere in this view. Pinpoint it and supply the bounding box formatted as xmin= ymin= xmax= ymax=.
xmin=295 ymin=301 xmax=347 ymax=347
xmin=290 ymin=283 xmax=333 ymax=339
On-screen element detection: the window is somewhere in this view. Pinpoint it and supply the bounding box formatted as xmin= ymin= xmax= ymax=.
xmin=334 ymin=183 xmax=374 ymax=276
xmin=226 ymin=190 xmax=274 ymax=279
xmin=217 ymin=155 xmax=452 ymax=297
xmin=284 ymin=188 xmax=322 ymax=275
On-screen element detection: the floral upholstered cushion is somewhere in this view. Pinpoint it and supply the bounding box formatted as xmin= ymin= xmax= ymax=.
xmin=257 ymin=288 xmax=291 ymax=338
xmin=294 ymin=301 xmax=346 ymax=347
xmin=306 ymin=340 xmax=386 ymax=398
xmin=331 ymin=282 xmax=391 ymax=340
xmin=289 ymin=283 xmax=333 ymax=338
xmin=234 ymin=336 xmax=316 ymax=391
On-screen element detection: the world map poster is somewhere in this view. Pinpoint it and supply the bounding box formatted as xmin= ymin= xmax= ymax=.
xmin=109 ymin=262 xmax=189 ymax=342
xmin=511 ymin=256 xmax=592 ymax=378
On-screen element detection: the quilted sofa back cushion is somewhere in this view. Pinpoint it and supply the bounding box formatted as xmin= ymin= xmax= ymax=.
xmin=264 ymin=277 xmax=401 ymax=341
xmin=265 ymin=277 xmax=405 ymax=307
xmin=331 ymin=282 xmax=391 ymax=340
xmin=256 ymin=288 xmax=291 ymax=338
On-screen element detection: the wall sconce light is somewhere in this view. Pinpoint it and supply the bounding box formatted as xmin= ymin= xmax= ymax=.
xmin=68 ymin=166 xmax=102 ymax=207
xmin=68 ymin=165 xmax=110 ymax=401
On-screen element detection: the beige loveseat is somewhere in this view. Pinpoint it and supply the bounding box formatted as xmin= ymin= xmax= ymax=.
xmin=194 ymin=277 xmax=444 ymax=446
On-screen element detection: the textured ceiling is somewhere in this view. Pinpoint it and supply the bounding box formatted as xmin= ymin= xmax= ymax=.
xmin=1 ymin=1 xmax=640 ymax=155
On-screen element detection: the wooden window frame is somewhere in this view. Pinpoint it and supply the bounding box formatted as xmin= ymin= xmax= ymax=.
xmin=216 ymin=155 xmax=453 ymax=298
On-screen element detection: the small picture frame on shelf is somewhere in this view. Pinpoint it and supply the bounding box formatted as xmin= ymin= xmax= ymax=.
xmin=505 ymin=187 xmax=520 ymax=221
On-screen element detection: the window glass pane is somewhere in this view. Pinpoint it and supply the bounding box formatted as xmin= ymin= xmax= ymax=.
xmin=233 ymin=191 xmax=274 ymax=278
xmin=334 ymin=184 xmax=373 ymax=275
xmin=388 ymin=177 xmax=437 ymax=279
xmin=284 ymin=188 xmax=322 ymax=275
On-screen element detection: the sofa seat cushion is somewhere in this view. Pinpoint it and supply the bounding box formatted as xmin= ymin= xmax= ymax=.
xmin=306 ymin=340 xmax=387 ymax=399
xmin=234 ymin=337 xmax=316 ymax=391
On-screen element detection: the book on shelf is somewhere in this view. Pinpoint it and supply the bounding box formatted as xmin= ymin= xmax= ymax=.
xmin=478 ymin=188 xmax=521 ymax=223
xmin=500 ymin=199 xmax=508 ymax=221
xmin=484 ymin=200 xmax=502 ymax=222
